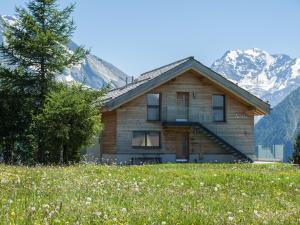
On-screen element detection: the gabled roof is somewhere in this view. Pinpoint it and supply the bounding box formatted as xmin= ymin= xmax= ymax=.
xmin=103 ymin=57 xmax=271 ymax=115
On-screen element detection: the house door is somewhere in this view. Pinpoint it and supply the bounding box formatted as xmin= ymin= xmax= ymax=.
xmin=176 ymin=132 xmax=189 ymax=161
xmin=176 ymin=92 xmax=189 ymax=121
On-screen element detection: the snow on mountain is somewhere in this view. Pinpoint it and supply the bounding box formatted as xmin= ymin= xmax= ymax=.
xmin=211 ymin=48 xmax=300 ymax=106
xmin=0 ymin=15 xmax=128 ymax=89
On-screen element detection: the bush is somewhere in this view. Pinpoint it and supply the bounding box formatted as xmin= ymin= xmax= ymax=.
xmin=32 ymin=83 xmax=106 ymax=164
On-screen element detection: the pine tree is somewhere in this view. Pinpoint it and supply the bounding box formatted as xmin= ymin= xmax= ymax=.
xmin=0 ymin=0 xmax=88 ymax=163
xmin=0 ymin=67 xmax=37 ymax=163
xmin=292 ymin=133 xmax=300 ymax=164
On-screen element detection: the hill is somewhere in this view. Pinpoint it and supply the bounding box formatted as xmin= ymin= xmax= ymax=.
xmin=255 ymin=87 xmax=300 ymax=160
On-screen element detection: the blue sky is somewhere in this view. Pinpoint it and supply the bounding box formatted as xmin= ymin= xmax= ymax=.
xmin=1 ymin=0 xmax=300 ymax=76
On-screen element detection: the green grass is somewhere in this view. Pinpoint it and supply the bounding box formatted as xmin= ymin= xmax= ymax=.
xmin=0 ymin=163 xmax=300 ymax=225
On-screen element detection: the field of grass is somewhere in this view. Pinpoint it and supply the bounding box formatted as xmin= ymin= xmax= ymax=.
xmin=0 ymin=163 xmax=300 ymax=225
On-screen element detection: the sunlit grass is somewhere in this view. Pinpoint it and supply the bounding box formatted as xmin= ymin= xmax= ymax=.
xmin=0 ymin=163 xmax=299 ymax=224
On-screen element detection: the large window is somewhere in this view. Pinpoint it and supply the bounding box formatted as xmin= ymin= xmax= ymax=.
xmin=212 ymin=95 xmax=225 ymax=122
xmin=132 ymin=131 xmax=160 ymax=148
xmin=147 ymin=93 xmax=161 ymax=121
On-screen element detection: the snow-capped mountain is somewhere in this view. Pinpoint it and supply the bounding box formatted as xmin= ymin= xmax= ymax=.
xmin=211 ymin=48 xmax=300 ymax=106
xmin=0 ymin=15 xmax=128 ymax=89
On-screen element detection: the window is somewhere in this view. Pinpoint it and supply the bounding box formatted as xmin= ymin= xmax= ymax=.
xmin=147 ymin=93 xmax=161 ymax=121
xmin=132 ymin=131 xmax=160 ymax=148
xmin=212 ymin=95 xmax=225 ymax=122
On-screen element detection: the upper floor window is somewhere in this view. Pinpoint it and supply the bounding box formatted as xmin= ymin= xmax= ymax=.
xmin=212 ymin=95 xmax=225 ymax=122
xmin=147 ymin=93 xmax=161 ymax=121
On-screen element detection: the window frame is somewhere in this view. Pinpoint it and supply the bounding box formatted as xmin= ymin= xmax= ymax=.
xmin=212 ymin=94 xmax=226 ymax=122
xmin=132 ymin=131 xmax=161 ymax=148
xmin=147 ymin=93 xmax=161 ymax=121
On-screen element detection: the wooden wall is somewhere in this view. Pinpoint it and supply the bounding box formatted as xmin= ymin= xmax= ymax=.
xmin=101 ymin=70 xmax=255 ymax=158
xmin=100 ymin=111 xmax=117 ymax=155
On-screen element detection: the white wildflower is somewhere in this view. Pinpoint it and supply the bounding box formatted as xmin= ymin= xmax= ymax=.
xmin=254 ymin=210 xmax=261 ymax=218
xmin=94 ymin=211 xmax=102 ymax=217
xmin=162 ymin=221 xmax=166 ymax=225
xmin=1 ymin=178 xmax=9 ymax=184
xmin=121 ymin=208 xmax=127 ymax=214
xmin=228 ymin=216 xmax=234 ymax=221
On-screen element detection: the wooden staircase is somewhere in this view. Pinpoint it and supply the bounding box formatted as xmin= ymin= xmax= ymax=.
xmin=162 ymin=121 xmax=253 ymax=162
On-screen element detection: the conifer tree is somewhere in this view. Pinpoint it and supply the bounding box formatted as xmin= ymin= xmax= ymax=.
xmin=293 ymin=134 xmax=300 ymax=164
xmin=0 ymin=67 xmax=37 ymax=163
xmin=0 ymin=0 xmax=88 ymax=163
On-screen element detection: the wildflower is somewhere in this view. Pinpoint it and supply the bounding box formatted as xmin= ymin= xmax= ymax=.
xmin=94 ymin=211 xmax=102 ymax=217
xmin=228 ymin=216 xmax=234 ymax=221
xmin=1 ymin=178 xmax=8 ymax=184
xmin=121 ymin=208 xmax=127 ymax=214
xmin=254 ymin=210 xmax=261 ymax=218
xmin=162 ymin=221 xmax=166 ymax=225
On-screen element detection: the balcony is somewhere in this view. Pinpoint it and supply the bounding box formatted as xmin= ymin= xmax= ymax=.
xmin=161 ymin=106 xmax=211 ymax=123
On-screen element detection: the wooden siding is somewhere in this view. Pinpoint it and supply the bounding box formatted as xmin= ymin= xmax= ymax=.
xmin=101 ymin=111 xmax=117 ymax=155
xmin=101 ymin=70 xmax=255 ymax=157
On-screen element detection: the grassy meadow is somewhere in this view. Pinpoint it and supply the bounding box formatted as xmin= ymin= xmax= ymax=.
xmin=0 ymin=163 xmax=299 ymax=225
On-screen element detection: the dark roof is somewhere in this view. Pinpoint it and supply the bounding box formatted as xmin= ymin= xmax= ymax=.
xmin=103 ymin=57 xmax=271 ymax=114
xmin=103 ymin=57 xmax=192 ymax=102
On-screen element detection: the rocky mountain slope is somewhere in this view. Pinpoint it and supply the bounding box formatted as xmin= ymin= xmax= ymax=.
xmin=0 ymin=15 xmax=128 ymax=89
xmin=254 ymin=87 xmax=300 ymax=160
xmin=211 ymin=48 xmax=300 ymax=107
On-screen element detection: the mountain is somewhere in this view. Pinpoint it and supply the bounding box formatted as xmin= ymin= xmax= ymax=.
xmin=255 ymin=87 xmax=300 ymax=161
xmin=211 ymin=48 xmax=300 ymax=107
xmin=0 ymin=15 xmax=128 ymax=89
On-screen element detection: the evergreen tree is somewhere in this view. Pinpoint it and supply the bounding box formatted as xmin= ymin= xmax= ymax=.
xmin=32 ymin=83 xmax=106 ymax=164
xmin=0 ymin=67 xmax=37 ymax=163
xmin=0 ymin=0 xmax=88 ymax=163
xmin=292 ymin=133 xmax=300 ymax=165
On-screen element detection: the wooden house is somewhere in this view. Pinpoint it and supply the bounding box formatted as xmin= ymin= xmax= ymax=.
xmin=100 ymin=57 xmax=270 ymax=163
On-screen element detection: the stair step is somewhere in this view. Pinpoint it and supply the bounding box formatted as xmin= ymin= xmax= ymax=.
xmin=193 ymin=123 xmax=251 ymax=162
